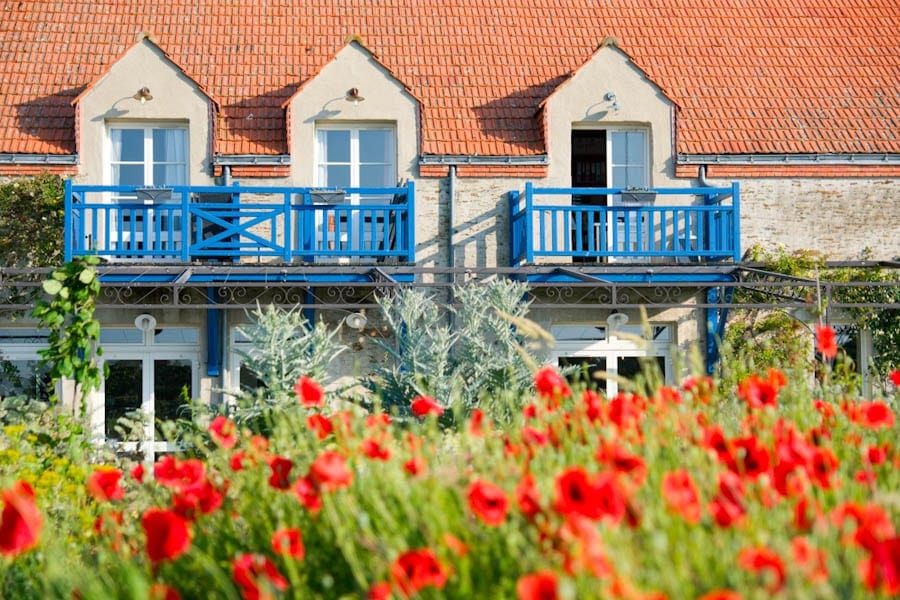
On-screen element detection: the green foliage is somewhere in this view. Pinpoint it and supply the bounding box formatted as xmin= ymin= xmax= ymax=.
xmin=368 ymin=279 xmax=548 ymax=424
xmin=730 ymin=243 xmax=898 ymax=385
xmin=0 ymin=174 xmax=64 ymax=268
xmin=0 ymin=174 xmax=66 ymax=312
xmin=228 ymin=304 xmax=345 ymax=428
xmin=30 ymin=257 xmax=104 ymax=402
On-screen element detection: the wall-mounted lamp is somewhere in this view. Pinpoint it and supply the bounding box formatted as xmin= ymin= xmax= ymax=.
xmin=133 ymin=86 xmax=153 ymax=104
xmin=343 ymin=311 xmax=368 ymax=330
xmin=345 ymin=87 xmax=365 ymax=104
xmin=604 ymin=91 xmax=620 ymax=112
xmin=606 ymin=311 xmax=629 ymax=331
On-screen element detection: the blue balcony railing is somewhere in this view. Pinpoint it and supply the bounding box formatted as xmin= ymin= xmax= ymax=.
xmin=509 ymin=183 xmax=740 ymax=265
xmin=64 ymin=181 xmax=416 ymax=264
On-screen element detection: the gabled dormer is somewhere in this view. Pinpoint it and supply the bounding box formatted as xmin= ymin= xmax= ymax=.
xmin=72 ymin=34 xmax=218 ymax=186
xmin=284 ymin=40 xmax=420 ymax=187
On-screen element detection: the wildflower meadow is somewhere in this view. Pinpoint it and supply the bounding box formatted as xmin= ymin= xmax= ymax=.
xmin=0 ymin=307 xmax=897 ymax=598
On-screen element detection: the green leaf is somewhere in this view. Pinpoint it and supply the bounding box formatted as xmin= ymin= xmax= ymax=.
xmin=42 ymin=279 xmax=63 ymax=295
xmin=78 ymin=267 xmax=96 ymax=284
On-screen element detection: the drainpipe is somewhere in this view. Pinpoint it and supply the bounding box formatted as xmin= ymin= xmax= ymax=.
xmin=698 ymin=164 xmax=711 ymax=187
xmin=448 ymin=165 xmax=456 ymax=276
xmin=222 ymin=165 xmax=232 ymax=186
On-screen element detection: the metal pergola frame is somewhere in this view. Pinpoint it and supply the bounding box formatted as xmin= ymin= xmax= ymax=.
xmin=1 ymin=262 xmax=896 ymax=312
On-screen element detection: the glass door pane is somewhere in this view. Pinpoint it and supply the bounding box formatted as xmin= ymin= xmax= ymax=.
xmin=153 ymin=359 xmax=192 ymax=428
xmin=105 ymin=359 xmax=143 ymax=440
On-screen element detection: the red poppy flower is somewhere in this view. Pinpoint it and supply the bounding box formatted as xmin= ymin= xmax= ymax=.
xmin=292 ymin=476 xmax=322 ymax=513
xmin=815 ymin=324 xmax=838 ymax=360
xmin=522 ymin=425 xmax=550 ymax=447
xmin=88 ymin=467 xmax=124 ymax=503
xmin=859 ymin=535 xmax=900 ymax=594
xmin=709 ymin=471 xmax=745 ymax=528
xmin=294 ymin=375 xmax=325 ymax=408
xmin=267 ymin=455 xmax=294 ymax=490
xmin=271 ymin=527 xmax=305 ymax=560
xmin=468 ymin=408 xmax=486 ymax=436
xmin=554 ymin=467 xmax=626 ymax=523
xmin=607 ymin=392 xmax=646 ymax=431
xmin=559 ymin=515 xmax=613 ymax=578
xmin=0 ymin=480 xmax=42 ymax=556
xmin=367 ymin=582 xmax=392 ymax=600
xmin=731 ymin=435 xmax=770 ymax=479
xmin=366 ymin=412 xmax=392 ymax=429
xmin=361 ymin=438 xmax=391 ymax=461
xmin=173 ymin=479 xmax=225 ymax=520
xmin=852 ymin=401 xmax=895 ymax=429
xmin=737 ymin=545 xmax=786 ymax=592
xmin=596 ymin=442 xmax=647 ymax=485
xmin=404 ymin=455 xmax=427 ymax=477
xmin=232 ymin=553 xmax=288 ymax=600
xmin=890 ymin=370 xmax=900 ymax=386
xmin=390 ymin=548 xmax=448 ymax=597
xmin=410 ymin=395 xmax=444 ymax=417
xmin=516 ymin=474 xmax=542 ymax=519
xmin=516 ymin=570 xmax=559 ymax=600
xmin=309 ymin=450 xmax=353 ymax=491
xmin=534 ymin=366 xmax=572 ymax=403
xmin=209 ymin=415 xmax=238 ymax=449
xmin=736 ymin=370 xmax=785 ymax=410
xmin=581 ymin=389 xmax=604 ymax=422
xmin=467 ymin=480 xmax=509 ymax=526
xmin=306 ymin=413 xmax=334 ymax=440
xmin=142 ymin=507 xmax=191 ymax=563
xmin=131 ymin=463 xmax=145 ymax=483
xmin=153 ymin=456 xmax=206 ymax=492
xmin=661 ymin=469 xmax=703 ymax=524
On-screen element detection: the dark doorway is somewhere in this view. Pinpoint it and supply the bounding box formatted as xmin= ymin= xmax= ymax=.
xmin=571 ymin=130 xmax=607 ymax=261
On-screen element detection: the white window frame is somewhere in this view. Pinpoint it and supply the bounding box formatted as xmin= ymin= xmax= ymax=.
xmin=315 ymin=124 xmax=397 ymax=253
xmin=91 ymin=325 xmax=199 ymax=462
xmin=550 ymin=322 xmax=672 ymax=397
xmin=105 ymin=123 xmax=190 ymax=258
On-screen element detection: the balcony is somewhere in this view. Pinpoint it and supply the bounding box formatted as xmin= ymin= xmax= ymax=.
xmin=64 ymin=182 xmax=415 ymax=264
xmin=509 ymin=183 xmax=740 ymax=265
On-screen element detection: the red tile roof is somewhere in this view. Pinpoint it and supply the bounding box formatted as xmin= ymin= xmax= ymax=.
xmin=1 ymin=0 xmax=898 ymax=157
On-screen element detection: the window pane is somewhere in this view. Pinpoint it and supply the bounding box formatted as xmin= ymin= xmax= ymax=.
xmin=360 ymin=164 xmax=392 ymax=188
xmin=112 ymin=165 xmax=144 ymax=187
xmin=552 ymin=325 xmax=607 ymax=341
xmin=610 ymin=166 xmax=629 ymax=188
xmin=610 ymin=132 xmax=627 ymax=164
xmin=154 ymin=329 xmax=199 ymax=344
xmin=323 ymin=130 xmax=351 ymax=162
xmin=100 ymin=329 xmax=143 ymax=344
xmin=625 ymin=166 xmax=644 ymax=186
xmin=113 ymin=129 xmax=144 ymax=162
xmin=152 ymin=129 xmax=186 ymax=162
xmin=359 ymin=130 xmax=392 ymax=163
xmin=0 ymin=360 xmax=52 ymax=402
xmin=626 ymin=132 xmax=645 ymax=163
xmin=325 ymin=165 xmax=351 ymax=188
xmin=558 ymin=356 xmax=607 ymax=391
xmin=105 ymin=360 xmax=143 ymax=440
xmin=153 ymin=164 xmax=186 ymax=186
xmin=154 ymin=359 xmax=192 ymax=427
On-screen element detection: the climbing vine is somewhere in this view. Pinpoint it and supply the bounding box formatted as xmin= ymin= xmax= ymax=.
xmin=31 ymin=256 xmax=105 ymax=403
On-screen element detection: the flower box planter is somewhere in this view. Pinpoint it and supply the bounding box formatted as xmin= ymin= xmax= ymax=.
xmin=620 ymin=190 xmax=657 ymax=205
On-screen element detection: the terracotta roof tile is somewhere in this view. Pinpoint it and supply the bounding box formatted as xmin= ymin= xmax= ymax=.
xmin=1 ymin=0 xmax=898 ymax=157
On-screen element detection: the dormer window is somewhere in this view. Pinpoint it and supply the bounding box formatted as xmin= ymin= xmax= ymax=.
xmin=109 ymin=125 xmax=188 ymax=187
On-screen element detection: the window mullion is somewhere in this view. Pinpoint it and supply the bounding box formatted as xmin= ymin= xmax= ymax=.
xmin=144 ymin=128 xmax=153 ymax=185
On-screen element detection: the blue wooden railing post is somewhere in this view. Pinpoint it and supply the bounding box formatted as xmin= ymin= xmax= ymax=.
xmin=524 ymin=182 xmax=534 ymax=264
xmin=283 ymin=190 xmax=293 ymax=262
xmin=731 ymin=182 xmax=741 ymax=261
xmin=180 ymin=189 xmax=190 ymax=262
xmin=64 ymin=179 xmax=73 ymax=261
xmin=508 ymin=190 xmax=520 ymax=266
xmin=406 ymin=180 xmax=416 ymax=263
